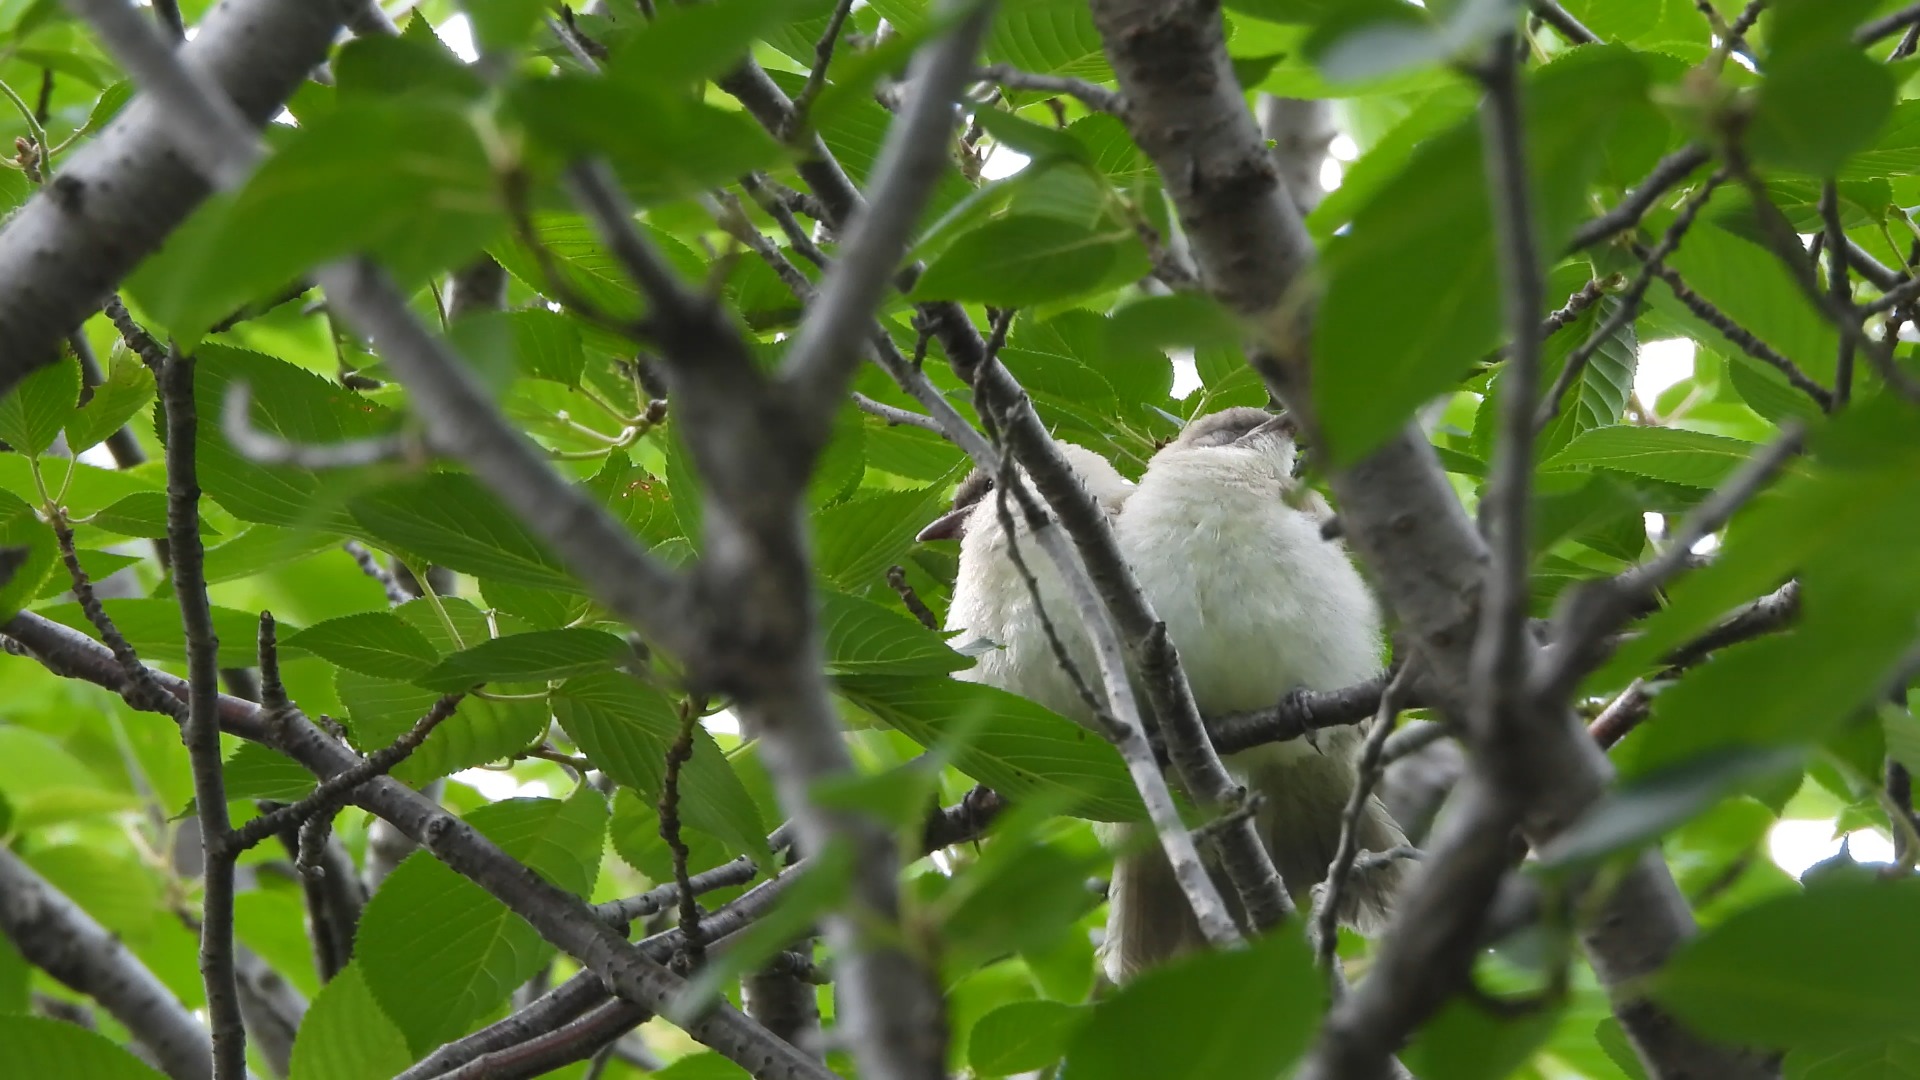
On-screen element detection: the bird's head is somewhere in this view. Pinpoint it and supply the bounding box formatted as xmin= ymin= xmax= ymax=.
xmin=1155 ymin=406 xmax=1303 ymax=480
xmin=916 ymin=443 xmax=1131 ymax=543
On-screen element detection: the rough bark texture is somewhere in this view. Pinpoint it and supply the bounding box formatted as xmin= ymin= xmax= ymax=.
xmin=0 ymin=846 xmax=213 ymax=1080
xmin=0 ymin=0 xmax=354 ymax=397
xmin=1083 ymin=2 xmax=1777 ymax=1077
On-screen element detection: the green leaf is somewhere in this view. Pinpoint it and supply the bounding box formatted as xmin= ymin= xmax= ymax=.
xmin=820 ymin=589 xmax=970 ymax=676
xmin=0 ymin=728 xmax=138 ymax=827
xmin=0 ymin=1016 xmax=166 ymax=1080
xmin=1535 ymin=294 xmax=1637 ymax=454
xmin=1843 ymin=99 xmax=1920 ymax=181
xmin=1786 ymin=1037 xmax=1920 ymax=1079
xmin=1598 ymin=415 xmax=1920 ymax=691
xmin=130 ymin=100 xmax=502 ymax=342
xmin=182 ymin=345 xmax=400 ymax=536
xmin=1314 ymin=45 xmax=1648 ymax=465
xmin=480 ymin=578 xmax=595 ymax=631
xmin=1401 ymin=996 xmax=1565 ymax=1080
xmin=1653 ymin=878 xmax=1920 ymax=1048
xmin=334 ymin=31 xmax=484 ymax=102
xmin=914 ymin=216 xmax=1140 ymax=307
xmin=974 ymin=108 xmax=1091 ymax=167
xmin=939 ymin=836 xmax=1107 ymax=970
xmin=971 ymin=994 xmax=1091 ymax=1075
xmin=0 ymin=356 xmax=79 ymax=457
xmin=284 ymin=612 xmax=442 ymax=681
xmin=70 ymin=79 xmax=135 ymax=144
xmin=1535 ymin=746 xmax=1805 ymax=872
xmin=1750 ymin=46 xmax=1894 ymax=177
xmin=336 ymin=671 xmax=547 ymax=785
xmin=511 ymin=77 xmax=785 ymax=204
xmin=455 ymin=0 xmax=543 ymax=50
xmin=33 ymin=551 xmax=139 ymax=600
xmin=981 ymin=0 xmax=1111 ymax=80
xmin=86 ymin=491 xmax=206 ymax=539
xmin=357 ymin=791 xmax=607 ymax=1053
xmin=418 ymin=628 xmax=630 ymax=692
xmin=814 ymin=483 xmax=951 ymax=591
xmin=1543 ymin=426 xmax=1763 ymax=488
xmin=654 ymin=1053 xmax=754 ymax=1080
xmin=1649 ymin=220 xmax=1835 ymax=388
xmin=66 ymin=349 xmax=154 ymax=454
xmin=288 ymin=963 xmax=413 ymax=1080
xmin=193 ymin=525 xmax=335 ymax=586
xmin=605 ymin=0 xmax=791 ymax=86
xmin=496 ymin=309 xmax=586 ymax=387
xmin=836 ymin=675 xmax=1142 ymax=822
xmin=1064 ymin=930 xmax=1321 ymax=1080
xmin=350 ymin=472 xmax=578 ymax=592
xmin=218 ymin=742 xmax=316 ymax=804
xmin=552 ymin=673 xmax=772 ymax=869
xmin=0 ymin=490 xmax=55 ymax=619
xmin=35 ymin=599 xmax=301 ymax=668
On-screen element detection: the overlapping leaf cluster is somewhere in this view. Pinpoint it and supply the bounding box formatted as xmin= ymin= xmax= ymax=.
xmin=0 ymin=0 xmax=1918 ymax=1078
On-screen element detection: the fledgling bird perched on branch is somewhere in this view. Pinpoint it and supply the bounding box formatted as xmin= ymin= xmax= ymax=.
xmin=1104 ymin=406 xmax=1409 ymax=982
xmin=917 ymin=442 xmax=1134 ymax=721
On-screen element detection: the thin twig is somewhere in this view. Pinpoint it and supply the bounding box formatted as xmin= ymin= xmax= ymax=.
xmin=1644 ymin=258 xmax=1835 ymax=409
xmin=257 ymin=611 xmax=288 ymax=713
xmin=1538 ymin=172 xmax=1726 ymax=431
xmin=1315 ymin=663 xmax=1415 ymax=981
xmin=225 ymin=694 xmax=462 ymax=854
xmin=1547 ymin=424 xmax=1807 ymax=697
xmin=660 ymin=697 xmax=707 ymax=968
xmin=885 ymin=565 xmax=940 ymax=630
xmin=1820 ymin=183 xmax=1856 ymax=409
xmin=342 ymin=540 xmax=413 ymax=606
xmin=1528 ymin=0 xmax=1599 ymax=43
xmin=974 ymin=63 xmax=1123 ymax=113
xmin=1566 ymin=145 xmax=1711 ymax=253
xmin=852 ymin=392 xmax=945 ymax=433
xmin=1541 ymin=279 xmax=1606 ymax=338
xmin=1857 ymin=2 xmax=1920 ymax=46
xmin=102 ymin=294 xmax=168 ymax=370
xmin=742 ymin=173 xmax=832 ymax=270
xmin=51 ymin=518 xmax=180 ymax=717
xmin=1474 ymin=32 xmax=1545 ymax=741
xmin=160 ymin=351 xmax=247 ymax=1080
xmin=788 ymin=0 xmax=856 ymax=135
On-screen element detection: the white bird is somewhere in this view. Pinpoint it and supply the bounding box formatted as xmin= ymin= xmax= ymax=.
xmin=917 ymin=443 xmax=1134 ymax=722
xmin=1103 ymin=406 xmax=1408 ymax=982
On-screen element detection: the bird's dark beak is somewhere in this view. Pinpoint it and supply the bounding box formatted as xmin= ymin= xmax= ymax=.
xmin=916 ymin=507 xmax=971 ymax=543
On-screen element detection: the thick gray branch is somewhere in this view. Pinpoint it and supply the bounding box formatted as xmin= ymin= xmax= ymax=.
xmin=0 ymin=846 xmax=213 ymax=1080
xmin=62 ymin=0 xmax=700 ymax=665
xmin=0 ymin=0 xmax=351 ymax=397
xmin=1084 ymin=2 xmax=1776 ymax=1077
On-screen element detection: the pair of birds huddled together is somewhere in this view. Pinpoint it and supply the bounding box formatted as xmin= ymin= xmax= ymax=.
xmin=917 ymin=407 xmax=1409 ymax=983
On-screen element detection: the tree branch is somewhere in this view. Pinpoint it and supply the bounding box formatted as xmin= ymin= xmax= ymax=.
xmin=1566 ymin=145 xmax=1711 ymax=254
xmin=0 ymin=0 xmax=348 ymax=397
xmin=1085 ymin=2 xmax=1778 ymax=1077
xmin=0 ymin=611 xmax=837 ymax=1080
xmin=0 ymin=846 xmax=214 ymax=1080
xmin=158 ymin=350 xmax=246 ymax=1080
xmin=974 ymin=64 xmax=1122 ymax=113
xmin=63 ymin=0 xmax=701 ymax=665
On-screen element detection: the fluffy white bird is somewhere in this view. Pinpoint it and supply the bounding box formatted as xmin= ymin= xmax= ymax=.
xmin=917 ymin=443 xmax=1134 ymax=722
xmin=1103 ymin=406 xmax=1408 ymax=982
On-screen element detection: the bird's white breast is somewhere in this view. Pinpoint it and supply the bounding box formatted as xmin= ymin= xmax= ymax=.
xmin=1117 ymin=450 xmax=1383 ymax=740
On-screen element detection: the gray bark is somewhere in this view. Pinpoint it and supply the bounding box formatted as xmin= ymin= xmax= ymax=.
xmin=0 ymin=0 xmax=354 ymax=398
